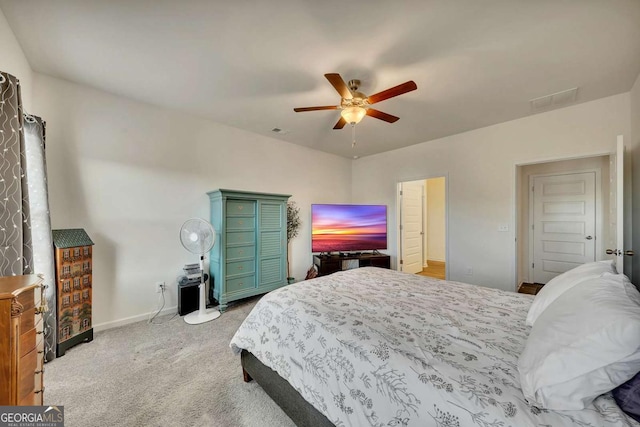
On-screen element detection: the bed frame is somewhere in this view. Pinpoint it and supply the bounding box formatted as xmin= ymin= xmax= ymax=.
xmin=241 ymin=350 xmax=334 ymax=427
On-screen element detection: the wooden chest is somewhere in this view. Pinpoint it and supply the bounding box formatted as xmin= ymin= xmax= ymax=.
xmin=0 ymin=274 xmax=45 ymax=405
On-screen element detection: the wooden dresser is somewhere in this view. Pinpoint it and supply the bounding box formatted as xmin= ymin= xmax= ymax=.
xmin=208 ymin=189 xmax=290 ymax=312
xmin=0 ymin=274 xmax=45 ymax=405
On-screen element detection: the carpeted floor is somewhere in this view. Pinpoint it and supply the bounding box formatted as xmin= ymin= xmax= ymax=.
xmin=45 ymin=296 xmax=295 ymax=427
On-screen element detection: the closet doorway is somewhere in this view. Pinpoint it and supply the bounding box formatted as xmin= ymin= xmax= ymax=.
xmin=516 ymin=155 xmax=610 ymax=286
xmin=398 ymin=177 xmax=447 ymax=280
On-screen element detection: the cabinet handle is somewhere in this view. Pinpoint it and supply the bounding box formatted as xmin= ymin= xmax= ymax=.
xmin=35 ymin=369 xmax=44 ymax=374
xmin=238 ymin=250 xmax=244 ymax=255
xmin=35 ymin=387 xmax=44 ymax=394
xmin=238 ymin=266 xmax=244 ymax=271
xmin=238 ymin=220 xmax=244 ymax=225
xmin=238 ymin=205 xmax=243 ymax=211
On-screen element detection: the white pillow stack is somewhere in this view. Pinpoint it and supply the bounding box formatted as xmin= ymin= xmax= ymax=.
xmin=518 ymin=270 xmax=640 ymax=410
xmin=525 ymin=260 xmax=617 ymax=326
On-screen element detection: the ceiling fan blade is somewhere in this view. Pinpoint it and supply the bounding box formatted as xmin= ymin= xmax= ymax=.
xmin=325 ymin=73 xmax=352 ymax=99
xmin=366 ymin=108 xmax=400 ymax=123
xmin=367 ymin=81 xmax=417 ymax=104
xmin=333 ymin=117 xmax=347 ymax=129
xmin=293 ymin=105 xmax=339 ymax=112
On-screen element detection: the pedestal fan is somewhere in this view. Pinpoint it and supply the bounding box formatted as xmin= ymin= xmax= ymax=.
xmin=180 ymin=218 xmax=220 ymax=324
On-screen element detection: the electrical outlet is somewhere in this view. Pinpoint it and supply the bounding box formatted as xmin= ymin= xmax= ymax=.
xmin=155 ymin=281 xmax=165 ymax=293
xmin=465 ymin=267 xmax=473 ymax=276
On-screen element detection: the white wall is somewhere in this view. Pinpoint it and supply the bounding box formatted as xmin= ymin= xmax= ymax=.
xmin=632 ymin=73 xmax=640 ymax=283
xmin=33 ymin=73 xmax=352 ymax=329
xmin=352 ymin=94 xmax=631 ymax=291
xmin=516 ymin=156 xmax=610 ymax=284
xmin=426 ymin=177 xmax=446 ymax=262
xmin=0 ymin=8 xmax=32 ymax=110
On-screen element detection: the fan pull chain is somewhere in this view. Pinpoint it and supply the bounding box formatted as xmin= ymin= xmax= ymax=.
xmin=351 ymin=123 xmax=356 ymax=148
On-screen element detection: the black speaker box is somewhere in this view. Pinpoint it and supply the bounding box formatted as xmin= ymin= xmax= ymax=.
xmin=178 ymin=282 xmax=199 ymax=316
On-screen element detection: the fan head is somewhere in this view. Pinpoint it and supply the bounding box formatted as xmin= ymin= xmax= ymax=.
xmin=180 ymin=218 xmax=216 ymax=255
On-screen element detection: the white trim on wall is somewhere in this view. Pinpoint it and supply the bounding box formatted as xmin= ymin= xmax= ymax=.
xmin=94 ymin=305 xmax=178 ymax=332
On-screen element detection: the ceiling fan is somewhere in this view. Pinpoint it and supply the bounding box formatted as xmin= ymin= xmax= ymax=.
xmin=293 ymin=73 xmax=417 ymax=129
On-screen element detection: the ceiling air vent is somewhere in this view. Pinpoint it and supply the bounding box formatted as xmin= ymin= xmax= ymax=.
xmin=271 ymin=127 xmax=290 ymax=135
xmin=529 ymin=87 xmax=578 ymax=112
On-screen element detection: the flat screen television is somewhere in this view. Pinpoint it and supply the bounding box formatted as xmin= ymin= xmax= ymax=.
xmin=311 ymin=204 xmax=387 ymax=253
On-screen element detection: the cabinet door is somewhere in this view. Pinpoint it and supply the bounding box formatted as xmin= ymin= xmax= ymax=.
xmin=257 ymin=201 xmax=286 ymax=287
xmin=370 ymin=256 xmax=391 ymax=269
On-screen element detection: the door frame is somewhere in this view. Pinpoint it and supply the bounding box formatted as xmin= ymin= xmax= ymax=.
xmin=396 ymin=174 xmax=449 ymax=279
xmin=527 ymin=168 xmax=602 ymax=283
xmin=513 ymin=150 xmax=613 ymax=290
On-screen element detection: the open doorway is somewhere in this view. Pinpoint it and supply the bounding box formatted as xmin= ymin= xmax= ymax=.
xmin=398 ymin=177 xmax=447 ymax=280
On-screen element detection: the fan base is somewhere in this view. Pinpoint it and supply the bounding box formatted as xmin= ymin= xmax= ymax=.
xmin=184 ymin=308 xmax=221 ymax=325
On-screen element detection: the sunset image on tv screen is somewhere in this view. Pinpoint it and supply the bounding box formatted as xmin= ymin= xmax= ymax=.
xmin=312 ymin=204 xmax=387 ymax=252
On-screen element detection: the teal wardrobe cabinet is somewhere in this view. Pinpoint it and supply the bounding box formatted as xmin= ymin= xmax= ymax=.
xmin=208 ymin=189 xmax=291 ymax=312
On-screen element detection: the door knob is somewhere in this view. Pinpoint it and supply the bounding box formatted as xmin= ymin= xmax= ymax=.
xmin=625 ymin=250 xmax=635 ymax=256
xmin=606 ymin=249 xmax=619 ymax=255
xmin=585 ymin=236 xmax=593 ymax=240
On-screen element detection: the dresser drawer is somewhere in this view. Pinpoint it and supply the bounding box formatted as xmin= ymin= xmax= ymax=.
xmin=20 ymin=328 xmax=37 ymax=356
xmin=226 ymin=260 xmax=255 ymax=277
xmin=20 ymin=307 xmax=36 ymax=331
xmin=226 ymin=245 xmax=255 ymax=261
xmin=19 ymin=391 xmax=36 ymax=406
xmin=227 ymin=200 xmax=255 ymax=215
xmin=34 ymin=286 xmax=41 ymax=308
xmin=18 ymin=372 xmax=43 ymax=405
xmin=226 ymin=231 xmax=255 ymax=246
xmin=17 ymin=289 xmax=35 ymax=311
xmin=226 ymin=276 xmax=255 ymax=293
xmin=18 ymin=346 xmax=38 ymax=400
xmin=34 ymin=370 xmax=43 ymax=397
xmin=226 ymin=216 xmax=255 ymax=231
xmin=19 ymin=320 xmax=43 ymax=356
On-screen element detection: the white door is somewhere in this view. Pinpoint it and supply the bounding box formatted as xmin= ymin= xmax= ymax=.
xmin=607 ymin=136 xmax=633 ymax=272
xmin=531 ymin=172 xmax=596 ymax=284
xmin=400 ymin=181 xmax=424 ymax=274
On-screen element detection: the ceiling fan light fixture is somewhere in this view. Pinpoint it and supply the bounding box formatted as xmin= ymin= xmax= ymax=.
xmin=341 ymin=106 xmax=366 ymax=124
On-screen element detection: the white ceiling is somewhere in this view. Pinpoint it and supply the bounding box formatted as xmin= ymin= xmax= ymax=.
xmin=2 ymin=0 xmax=640 ymax=158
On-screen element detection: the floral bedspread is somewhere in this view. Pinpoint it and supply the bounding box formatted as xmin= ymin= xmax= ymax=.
xmin=230 ymin=267 xmax=638 ymax=427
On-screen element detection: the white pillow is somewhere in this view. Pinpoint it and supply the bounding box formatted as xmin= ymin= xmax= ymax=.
xmin=518 ymin=273 xmax=640 ymax=410
xmin=525 ymin=260 xmax=617 ymax=326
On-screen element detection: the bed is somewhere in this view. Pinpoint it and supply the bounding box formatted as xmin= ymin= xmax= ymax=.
xmin=230 ymin=267 xmax=638 ymax=426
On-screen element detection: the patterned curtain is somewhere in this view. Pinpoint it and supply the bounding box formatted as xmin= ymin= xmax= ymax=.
xmin=1 ymin=71 xmax=56 ymax=360
xmin=0 ymin=72 xmax=33 ymax=275
xmin=23 ymin=114 xmax=56 ymax=362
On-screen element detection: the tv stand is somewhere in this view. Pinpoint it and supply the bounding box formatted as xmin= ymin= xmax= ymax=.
xmin=313 ymin=253 xmax=391 ymax=277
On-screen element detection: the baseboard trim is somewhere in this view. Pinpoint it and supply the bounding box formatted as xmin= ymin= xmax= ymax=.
xmin=426 ymin=259 xmax=445 ymax=265
xmin=93 ymin=305 xmax=178 ymax=332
